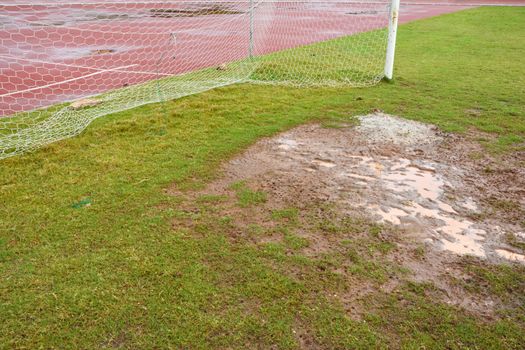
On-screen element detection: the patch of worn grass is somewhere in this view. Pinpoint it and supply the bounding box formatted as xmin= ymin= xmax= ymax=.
xmin=1 ymin=7 xmax=525 ymax=349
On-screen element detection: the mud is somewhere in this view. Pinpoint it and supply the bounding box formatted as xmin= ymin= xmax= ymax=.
xmin=169 ymin=112 xmax=525 ymax=316
xmin=200 ymin=113 xmax=524 ymax=263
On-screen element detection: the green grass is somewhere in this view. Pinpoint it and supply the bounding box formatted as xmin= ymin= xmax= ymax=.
xmin=1 ymin=7 xmax=525 ymax=349
xmin=230 ymin=181 xmax=268 ymax=207
xmin=271 ymin=208 xmax=300 ymax=224
xmin=250 ymin=28 xmax=387 ymax=86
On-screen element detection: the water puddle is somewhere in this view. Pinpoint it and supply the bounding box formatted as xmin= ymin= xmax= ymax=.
xmin=344 ymin=156 xmax=488 ymax=258
xmin=495 ymin=249 xmax=525 ymax=263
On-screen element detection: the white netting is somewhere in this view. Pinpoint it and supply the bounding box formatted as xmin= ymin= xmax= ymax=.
xmin=0 ymin=1 xmax=390 ymax=159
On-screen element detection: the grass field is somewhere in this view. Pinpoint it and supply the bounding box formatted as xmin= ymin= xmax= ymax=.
xmin=1 ymin=7 xmax=525 ymax=349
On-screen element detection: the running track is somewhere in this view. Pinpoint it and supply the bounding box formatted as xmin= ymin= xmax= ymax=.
xmin=0 ymin=1 xmax=523 ymax=116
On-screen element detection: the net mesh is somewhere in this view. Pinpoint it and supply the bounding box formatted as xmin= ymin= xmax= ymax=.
xmin=0 ymin=1 xmax=390 ymax=159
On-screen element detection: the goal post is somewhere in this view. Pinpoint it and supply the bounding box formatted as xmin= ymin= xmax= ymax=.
xmin=249 ymin=0 xmax=255 ymax=58
xmin=384 ymin=0 xmax=401 ymax=80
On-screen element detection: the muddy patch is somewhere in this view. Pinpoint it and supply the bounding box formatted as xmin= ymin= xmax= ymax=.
xmin=169 ymin=112 xmax=525 ymax=316
xmin=192 ymin=113 xmax=523 ymax=264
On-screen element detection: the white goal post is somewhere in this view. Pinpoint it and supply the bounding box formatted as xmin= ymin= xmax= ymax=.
xmin=385 ymin=0 xmax=400 ymax=80
xmin=0 ymin=0 xmax=400 ymax=159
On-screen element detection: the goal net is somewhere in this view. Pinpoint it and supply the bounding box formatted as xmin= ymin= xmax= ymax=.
xmin=0 ymin=1 xmax=392 ymax=159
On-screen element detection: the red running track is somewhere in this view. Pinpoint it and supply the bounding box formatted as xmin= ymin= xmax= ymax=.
xmin=0 ymin=1 xmax=522 ymax=116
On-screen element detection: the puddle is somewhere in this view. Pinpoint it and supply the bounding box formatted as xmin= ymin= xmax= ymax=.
xmin=495 ymin=249 xmax=525 ymax=263
xmin=344 ymin=156 xmax=488 ymax=258
xmin=11 ymin=9 xmax=146 ymax=28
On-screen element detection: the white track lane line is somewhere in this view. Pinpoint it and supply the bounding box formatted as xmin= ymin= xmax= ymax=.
xmin=0 ymin=55 xmax=172 ymax=77
xmin=0 ymin=54 xmax=125 ymax=71
xmin=0 ymin=64 xmax=137 ymax=98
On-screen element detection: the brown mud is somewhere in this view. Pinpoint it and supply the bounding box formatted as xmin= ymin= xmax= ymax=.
xmin=169 ymin=113 xmax=525 ymax=317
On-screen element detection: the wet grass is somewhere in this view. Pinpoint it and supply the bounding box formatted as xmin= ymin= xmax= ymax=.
xmin=1 ymin=6 xmax=525 ymax=349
